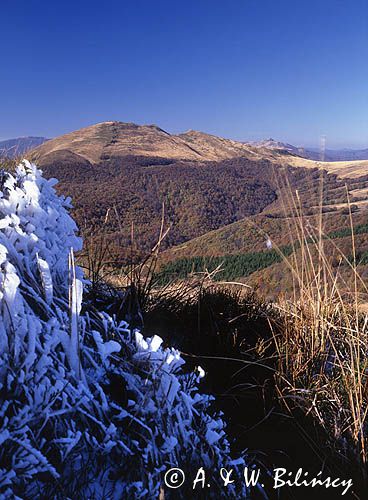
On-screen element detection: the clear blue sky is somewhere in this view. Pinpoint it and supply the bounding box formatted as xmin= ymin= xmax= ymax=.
xmin=1 ymin=0 xmax=367 ymax=147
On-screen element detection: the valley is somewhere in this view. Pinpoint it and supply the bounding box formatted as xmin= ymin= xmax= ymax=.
xmin=28 ymin=122 xmax=298 ymax=260
xmin=20 ymin=120 xmax=368 ymax=300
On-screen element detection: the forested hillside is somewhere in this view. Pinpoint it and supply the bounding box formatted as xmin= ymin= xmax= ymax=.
xmin=33 ymin=152 xmax=362 ymax=264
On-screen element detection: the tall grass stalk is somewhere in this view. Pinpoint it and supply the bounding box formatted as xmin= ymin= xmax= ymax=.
xmin=269 ymin=175 xmax=368 ymax=480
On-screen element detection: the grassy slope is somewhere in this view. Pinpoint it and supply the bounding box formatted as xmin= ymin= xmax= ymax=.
xmin=245 ymin=232 xmax=368 ymax=298
xmin=286 ymin=155 xmax=368 ymax=178
xmin=157 ymin=215 xmax=368 ymax=298
xmin=160 ymin=210 xmax=368 ymax=260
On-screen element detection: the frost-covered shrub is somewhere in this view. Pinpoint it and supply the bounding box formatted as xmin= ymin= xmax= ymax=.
xmin=0 ymin=162 xmax=252 ymax=498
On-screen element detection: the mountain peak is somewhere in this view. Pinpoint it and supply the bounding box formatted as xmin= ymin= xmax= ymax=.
xmin=30 ymin=122 xmax=265 ymax=164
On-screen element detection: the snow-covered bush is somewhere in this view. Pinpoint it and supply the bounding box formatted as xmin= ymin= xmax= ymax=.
xmin=0 ymin=162 xmax=253 ymax=498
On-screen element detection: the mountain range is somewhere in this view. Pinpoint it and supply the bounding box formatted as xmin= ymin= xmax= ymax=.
xmin=2 ymin=127 xmax=368 ymax=163
xmin=30 ymin=121 xmax=293 ymax=164
xmin=26 ymin=121 xmax=366 ymax=251
xmin=1 ymin=121 xmax=368 ymax=296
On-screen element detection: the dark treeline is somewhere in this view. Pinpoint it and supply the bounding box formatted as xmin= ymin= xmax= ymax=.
xmin=328 ymin=223 xmax=368 ymax=240
xmin=155 ymin=246 xmax=294 ymax=284
xmin=157 ymin=223 xmax=368 ymax=284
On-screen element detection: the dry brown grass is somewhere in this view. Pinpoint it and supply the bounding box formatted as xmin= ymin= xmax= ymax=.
xmin=286 ymin=155 xmax=368 ymax=179
xmin=267 ymin=182 xmax=368 ymax=483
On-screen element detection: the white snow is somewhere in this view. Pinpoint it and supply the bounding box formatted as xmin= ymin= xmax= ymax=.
xmin=36 ymin=253 xmax=53 ymax=303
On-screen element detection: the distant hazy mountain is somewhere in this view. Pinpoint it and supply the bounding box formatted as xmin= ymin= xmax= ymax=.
xmin=250 ymin=138 xmax=368 ymax=162
xmin=307 ymin=147 xmax=368 ymax=161
xmin=0 ymin=137 xmax=49 ymax=158
xmin=249 ymin=138 xmax=305 ymax=155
